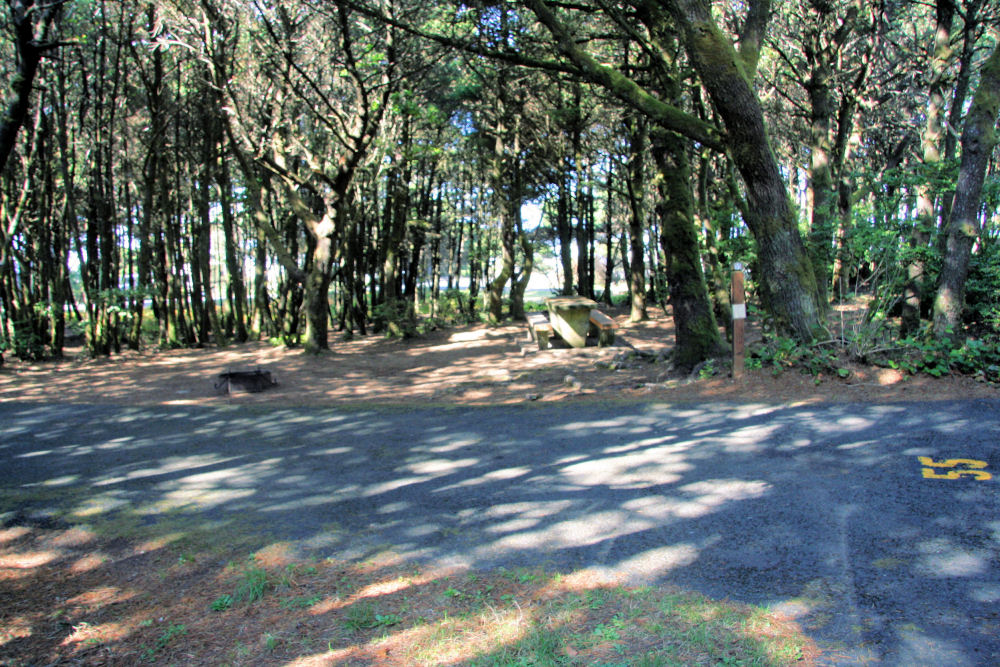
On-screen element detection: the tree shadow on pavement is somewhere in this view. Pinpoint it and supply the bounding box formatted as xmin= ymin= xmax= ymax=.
xmin=1 ymin=399 xmax=998 ymax=664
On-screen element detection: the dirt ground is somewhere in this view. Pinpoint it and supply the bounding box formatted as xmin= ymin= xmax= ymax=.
xmin=1 ymin=303 xmax=997 ymax=408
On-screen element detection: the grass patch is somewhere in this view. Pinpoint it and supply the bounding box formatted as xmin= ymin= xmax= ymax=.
xmin=139 ymin=622 xmax=186 ymax=662
xmin=233 ymin=563 xmax=272 ymax=603
xmin=0 ymin=528 xmax=819 ymax=665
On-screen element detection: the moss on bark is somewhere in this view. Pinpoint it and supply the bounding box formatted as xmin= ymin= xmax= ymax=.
xmin=652 ymin=129 xmax=721 ymax=369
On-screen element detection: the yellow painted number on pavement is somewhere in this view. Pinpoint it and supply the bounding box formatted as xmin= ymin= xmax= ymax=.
xmin=918 ymin=456 xmax=992 ymax=481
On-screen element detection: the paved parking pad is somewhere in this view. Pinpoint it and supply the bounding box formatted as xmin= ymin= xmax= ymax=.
xmin=2 ymin=400 xmax=998 ymax=665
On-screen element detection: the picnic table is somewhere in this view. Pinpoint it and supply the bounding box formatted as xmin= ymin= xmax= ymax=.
xmin=546 ymin=295 xmax=598 ymax=348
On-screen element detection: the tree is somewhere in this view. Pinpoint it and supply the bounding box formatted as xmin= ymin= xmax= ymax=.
xmin=214 ymin=0 xmax=396 ymax=353
xmin=658 ymin=0 xmax=826 ymax=339
xmin=0 ymin=0 xmax=69 ymax=361
xmin=933 ymin=42 xmax=1000 ymax=336
xmin=901 ymin=0 xmax=957 ymax=336
xmin=0 ymin=0 xmax=68 ymax=174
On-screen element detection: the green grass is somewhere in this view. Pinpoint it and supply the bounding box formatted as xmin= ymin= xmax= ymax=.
xmin=4 ymin=523 xmax=817 ymax=665
xmin=233 ymin=563 xmax=272 ymax=603
xmin=398 ymin=572 xmax=813 ymax=666
xmin=343 ymin=601 xmax=403 ymax=631
xmin=140 ymin=623 xmax=186 ymax=662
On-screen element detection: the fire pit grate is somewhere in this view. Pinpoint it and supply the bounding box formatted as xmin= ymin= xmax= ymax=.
xmin=215 ymin=368 xmax=278 ymax=395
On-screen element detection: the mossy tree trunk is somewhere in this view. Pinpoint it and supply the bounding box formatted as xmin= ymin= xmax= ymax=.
xmin=663 ymin=0 xmax=826 ymax=341
xmin=803 ymin=2 xmax=838 ymax=308
xmin=486 ymin=113 xmax=517 ymax=324
xmin=902 ymin=0 xmax=955 ymax=336
xmin=651 ymin=128 xmax=720 ymax=368
xmin=933 ymin=42 xmax=1000 ymax=337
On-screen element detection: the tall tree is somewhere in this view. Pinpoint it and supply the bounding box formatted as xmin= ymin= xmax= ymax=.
xmin=901 ymin=0 xmax=956 ymax=335
xmin=215 ymin=0 xmax=396 ymax=353
xmin=932 ymin=42 xmax=1000 ymax=336
xmin=522 ymin=0 xmax=825 ymax=342
xmin=0 ymin=0 xmax=67 ymax=174
xmin=659 ymin=0 xmax=826 ymax=339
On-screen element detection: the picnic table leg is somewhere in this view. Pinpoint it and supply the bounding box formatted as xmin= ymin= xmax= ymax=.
xmin=550 ymin=307 xmax=590 ymax=347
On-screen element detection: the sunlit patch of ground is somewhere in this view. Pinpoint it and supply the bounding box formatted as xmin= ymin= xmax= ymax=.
xmin=1 ymin=304 xmax=995 ymax=409
xmin=0 ymin=526 xmax=819 ymax=666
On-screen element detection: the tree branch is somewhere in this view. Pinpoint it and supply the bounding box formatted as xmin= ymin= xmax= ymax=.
xmin=522 ymin=0 xmax=725 ymax=151
xmin=738 ymin=0 xmax=770 ymax=78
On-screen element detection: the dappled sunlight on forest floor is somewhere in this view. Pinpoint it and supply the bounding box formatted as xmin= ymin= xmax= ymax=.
xmin=1 ymin=304 xmax=997 ymax=408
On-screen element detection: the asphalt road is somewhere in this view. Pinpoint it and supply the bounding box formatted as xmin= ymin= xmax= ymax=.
xmin=2 ymin=399 xmax=999 ymax=665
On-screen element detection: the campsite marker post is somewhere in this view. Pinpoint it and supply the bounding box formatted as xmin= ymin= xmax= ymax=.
xmin=732 ymin=264 xmax=746 ymax=378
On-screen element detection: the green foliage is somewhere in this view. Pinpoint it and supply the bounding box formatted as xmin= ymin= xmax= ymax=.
xmin=748 ymin=336 xmax=850 ymax=379
xmin=964 ymin=240 xmax=1000 ymax=332
xmin=373 ymin=298 xmax=420 ymax=339
xmin=430 ymin=289 xmax=480 ymax=325
xmin=233 ymin=563 xmax=273 ymax=604
xmin=140 ymin=622 xmax=187 ymax=662
xmin=280 ymin=594 xmax=323 ymax=610
xmin=753 ymin=312 xmax=1000 ymax=383
xmin=210 ymin=594 xmax=234 ymax=612
xmin=1 ymin=320 xmax=47 ymax=361
xmin=380 ymin=290 xmax=487 ymax=336
xmin=343 ymin=601 xmax=401 ymax=631
xmin=876 ymin=326 xmax=1000 ymax=382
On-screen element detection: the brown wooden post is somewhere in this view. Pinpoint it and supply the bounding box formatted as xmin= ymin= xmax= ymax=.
xmin=732 ymin=264 xmax=746 ymax=378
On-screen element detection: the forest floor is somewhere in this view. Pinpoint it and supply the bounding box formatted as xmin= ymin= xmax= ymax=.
xmin=2 ymin=301 xmax=998 ymax=409
xmin=2 ymin=300 xmax=997 ymax=665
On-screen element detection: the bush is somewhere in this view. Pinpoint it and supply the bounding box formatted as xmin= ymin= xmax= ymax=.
xmin=430 ymin=289 xmax=483 ymax=325
xmin=748 ymin=335 xmax=851 ymax=380
xmin=373 ymin=298 xmax=419 ymax=338
xmin=875 ymin=327 xmax=1000 ymax=382
xmin=964 ymin=241 xmax=1000 ymax=333
xmin=1 ymin=319 xmax=48 ymax=361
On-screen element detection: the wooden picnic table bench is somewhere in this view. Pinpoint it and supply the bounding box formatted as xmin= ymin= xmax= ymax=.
xmin=588 ymin=309 xmax=616 ymax=347
xmin=526 ymin=311 xmax=554 ymax=350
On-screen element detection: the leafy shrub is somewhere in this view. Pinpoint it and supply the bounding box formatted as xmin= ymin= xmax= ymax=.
xmin=2 ymin=320 xmax=48 ymax=361
xmin=964 ymin=240 xmax=1000 ymax=333
xmin=430 ymin=289 xmax=482 ymax=325
xmin=373 ymin=298 xmax=419 ymax=338
xmin=748 ymin=335 xmax=851 ymax=380
xmin=875 ymin=327 xmax=1000 ymax=382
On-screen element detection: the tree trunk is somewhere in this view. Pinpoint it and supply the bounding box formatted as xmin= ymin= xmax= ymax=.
xmin=664 ymin=0 xmax=825 ymax=341
xmin=575 ymin=149 xmax=592 ymax=299
xmin=510 ymin=228 xmax=533 ymax=320
xmin=303 ymin=226 xmax=335 ymax=354
xmin=805 ymin=35 xmax=836 ymax=306
xmin=625 ymin=117 xmax=648 ymax=322
xmin=556 ymin=161 xmax=574 ymax=295
xmin=195 ymin=163 xmax=224 ymax=344
xmin=933 ymin=43 xmax=1000 ymax=337
xmin=217 ymin=145 xmax=248 ymax=342
xmin=902 ymin=0 xmax=955 ymax=335
xmin=601 ymin=164 xmax=615 ymax=305
xmin=488 ymin=218 xmax=515 ymax=323
xmin=651 ymin=128 xmax=720 ymax=368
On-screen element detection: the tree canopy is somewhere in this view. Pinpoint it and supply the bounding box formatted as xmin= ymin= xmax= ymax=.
xmin=2 ymin=0 xmax=1000 ymax=375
